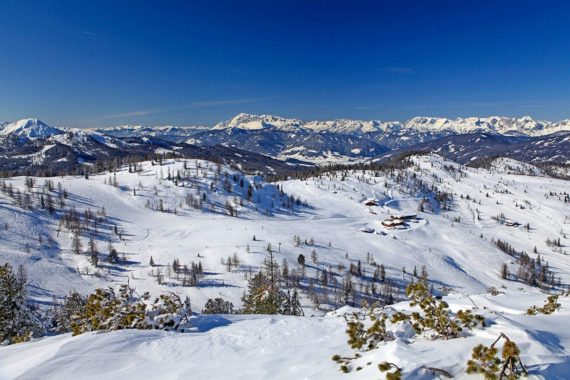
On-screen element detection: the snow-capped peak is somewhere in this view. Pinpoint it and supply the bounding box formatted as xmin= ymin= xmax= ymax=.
xmin=212 ymin=113 xmax=304 ymax=131
xmin=0 ymin=118 xmax=64 ymax=139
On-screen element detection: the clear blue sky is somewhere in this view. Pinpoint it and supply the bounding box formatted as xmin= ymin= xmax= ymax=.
xmin=1 ymin=0 xmax=569 ymax=127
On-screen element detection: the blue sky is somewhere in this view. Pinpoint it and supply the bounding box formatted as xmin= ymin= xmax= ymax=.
xmin=1 ymin=0 xmax=569 ymax=127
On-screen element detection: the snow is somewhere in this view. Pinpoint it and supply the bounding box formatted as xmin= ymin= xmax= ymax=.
xmin=490 ymin=157 xmax=547 ymax=177
xmin=1 ymin=294 xmax=569 ymax=379
xmin=207 ymin=113 xmax=570 ymax=137
xmin=212 ymin=113 xmax=304 ymax=132
xmin=0 ymin=119 xmax=64 ymax=140
xmin=1 ymin=154 xmax=569 ymax=305
xmin=0 ymin=153 xmax=570 ymax=378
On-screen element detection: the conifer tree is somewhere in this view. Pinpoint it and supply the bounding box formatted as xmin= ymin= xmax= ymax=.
xmin=54 ymin=290 xmax=86 ymax=333
xmin=0 ymin=264 xmax=41 ymax=344
xmin=241 ymin=272 xmax=281 ymax=314
xmin=71 ymin=229 xmax=82 ymax=255
xmin=202 ymin=298 xmax=235 ymax=314
xmin=108 ymin=242 xmax=119 ymax=264
xmin=88 ymin=238 xmax=98 ymax=267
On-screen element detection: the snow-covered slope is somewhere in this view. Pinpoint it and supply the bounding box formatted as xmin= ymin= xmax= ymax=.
xmin=0 ymin=154 xmax=570 ymax=378
xmin=1 ymin=154 xmax=569 ymax=309
xmin=1 ymin=292 xmax=569 ymax=379
xmin=490 ymin=157 xmax=547 ymax=176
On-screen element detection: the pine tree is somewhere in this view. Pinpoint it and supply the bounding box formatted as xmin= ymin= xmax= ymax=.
xmin=88 ymin=238 xmax=98 ymax=267
xmin=241 ymin=272 xmax=281 ymax=314
xmin=71 ymin=229 xmax=82 ymax=255
xmin=281 ymin=289 xmax=303 ymax=316
xmin=202 ymin=298 xmax=235 ymax=314
xmin=54 ymin=290 xmax=86 ymax=333
xmin=263 ymin=249 xmax=278 ymax=285
xmin=0 ymin=264 xmax=41 ymax=344
xmin=379 ymin=264 xmax=386 ymax=282
xmin=45 ymin=192 xmax=54 ymax=214
xmin=281 ymin=259 xmax=289 ymax=286
xmin=71 ymin=285 xmax=146 ymax=335
xmin=501 ymin=263 xmax=508 ymax=280
xmin=108 ymin=241 xmax=119 ymax=264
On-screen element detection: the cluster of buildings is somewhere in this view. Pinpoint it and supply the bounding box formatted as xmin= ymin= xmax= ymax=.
xmin=381 ymin=213 xmax=417 ymax=228
xmin=363 ymin=198 xmax=419 ymax=230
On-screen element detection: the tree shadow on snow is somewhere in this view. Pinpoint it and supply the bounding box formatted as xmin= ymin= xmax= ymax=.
xmin=196 ymin=279 xmax=239 ymax=288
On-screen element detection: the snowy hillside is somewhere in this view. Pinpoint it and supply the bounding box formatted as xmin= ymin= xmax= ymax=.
xmin=490 ymin=158 xmax=547 ymax=177
xmin=0 ymin=153 xmax=569 ymax=378
xmin=2 ymin=293 xmax=569 ymax=379
xmin=1 ymin=154 xmax=569 ymax=306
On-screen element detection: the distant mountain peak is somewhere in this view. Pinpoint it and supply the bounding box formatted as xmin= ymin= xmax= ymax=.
xmin=212 ymin=113 xmax=304 ymax=131
xmin=0 ymin=118 xmax=64 ymax=139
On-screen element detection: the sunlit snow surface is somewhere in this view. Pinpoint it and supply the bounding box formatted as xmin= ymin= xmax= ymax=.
xmin=0 ymin=154 xmax=569 ymax=379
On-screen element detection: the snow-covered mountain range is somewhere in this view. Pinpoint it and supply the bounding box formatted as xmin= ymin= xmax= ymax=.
xmin=211 ymin=113 xmax=570 ymax=136
xmin=1 ymin=114 xmax=570 ymax=172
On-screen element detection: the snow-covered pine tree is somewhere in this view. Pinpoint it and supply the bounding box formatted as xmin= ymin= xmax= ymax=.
xmin=0 ymin=263 xmax=42 ymax=344
xmin=280 ymin=289 xmax=303 ymax=316
xmin=146 ymin=293 xmax=192 ymax=331
xmin=71 ymin=285 xmax=148 ymax=335
xmin=202 ymin=298 xmax=235 ymax=314
xmin=54 ymin=290 xmax=86 ymax=333
xmin=108 ymin=241 xmax=119 ymax=264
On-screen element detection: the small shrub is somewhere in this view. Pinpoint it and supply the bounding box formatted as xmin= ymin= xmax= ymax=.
xmin=405 ymin=282 xmax=485 ymax=339
xmin=378 ymin=361 xmax=402 ymax=380
xmin=466 ymin=333 xmax=527 ymax=379
xmin=346 ymin=309 xmax=392 ymax=350
xmin=527 ymin=295 xmax=561 ymax=315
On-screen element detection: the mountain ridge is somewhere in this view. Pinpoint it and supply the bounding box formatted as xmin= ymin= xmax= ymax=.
xmin=4 ymin=114 xmax=570 ymax=138
xmin=1 ymin=115 xmax=569 ymax=170
xmin=211 ymin=113 xmax=570 ymax=137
